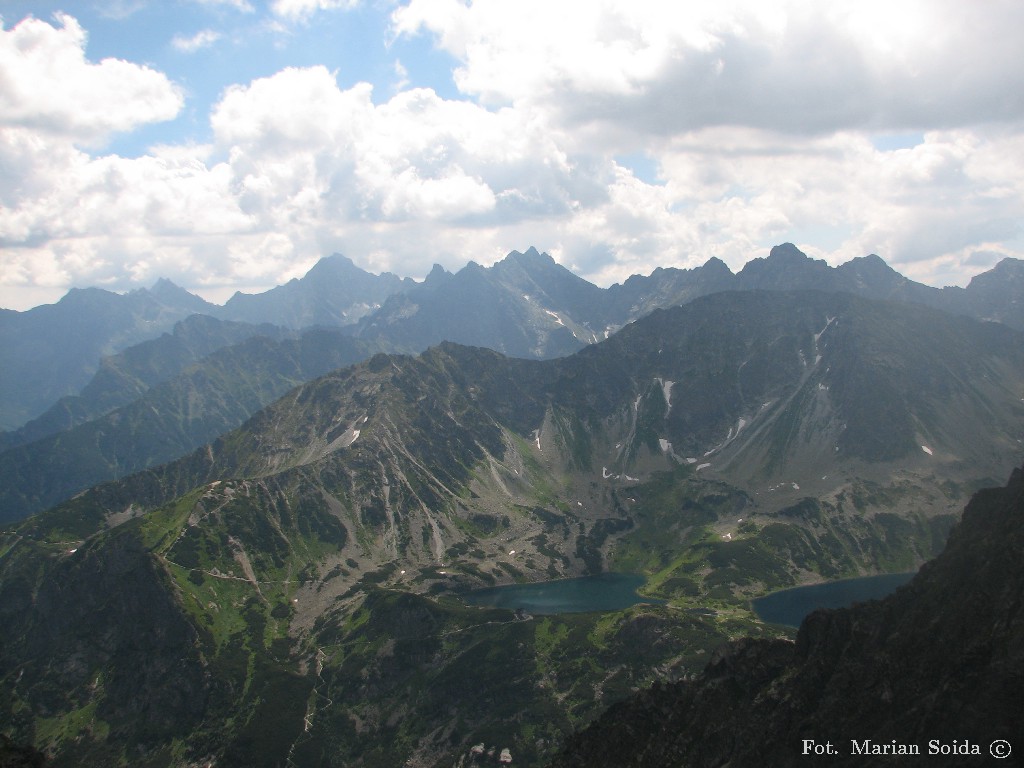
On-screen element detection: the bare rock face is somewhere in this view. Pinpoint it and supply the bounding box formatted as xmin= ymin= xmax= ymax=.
xmin=550 ymin=466 xmax=1024 ymax=767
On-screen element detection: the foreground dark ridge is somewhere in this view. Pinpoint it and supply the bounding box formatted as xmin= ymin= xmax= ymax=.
xmin=550 ymin=464 xmax=1024 ymax=767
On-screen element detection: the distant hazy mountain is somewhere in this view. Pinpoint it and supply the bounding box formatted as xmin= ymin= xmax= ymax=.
xmin=354 ymin=247 xmax=607 ymax=358
xmin=0 ymin=280 xmax=217 ymax=430
xmin=955 ymin=255 xmax=1024 ymax=328
xmin=610 ymin=243 xmax=1024 ymax=331
xmin=355 ymin=244 xmax=1024 ymax=365
xmin=5 ymin=244 xmax=1023 ymax=436
xmin=219 ymin=253 xmax=416 ymax=328
xmin=0 ymin=314 xmax=288 ymax=451
xmin=551 ymin=463 xmax=1024 ymax=768
xmin=0 ymin=328 xmax=383 ymax=522
xmin=0 ymin=255 xmax=414 ymax=431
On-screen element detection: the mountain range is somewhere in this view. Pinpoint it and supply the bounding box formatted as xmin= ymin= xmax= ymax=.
xmin=0 ymin=255 xmax=411 ymax=432
xmin=351 ymin=244 xmax=1024 ymax=358
xmin=5 ymin=244 xmax=1024 ymax=434
xmin=2 ymin=284 xmax=1022 ymax=766
xmin=3 ymin=244 xmax=1024 ymax=524
xmin=0 ymin=314 xmax=288 ymax=452
xmin=0 ymin=279 xmax=215 ymax=431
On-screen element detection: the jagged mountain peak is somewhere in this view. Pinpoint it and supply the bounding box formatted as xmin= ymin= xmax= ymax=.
xmin=149 ymin=276 xmax=183 ymax=292
xmin=843 ymin=252 xmax=893 ymax=272
xmin=504 ymin=245 xmax=555 ymax=266
xmin=304 ymin=252 xmax=357 ymax=276
xmin=834 ymin=252 xmax=908 ymax=293
xmin=425 ymin=263 xmax=451 ymax=280
xmin=768 ymin=241 xmax=812 ymax=261
xmin=355 ymin=247 xmax=602 ymax=359
xmin=701 ymin=255 xmax=733 ymax=275
xmin=738 ymin=243 xmax=830 ymax=282
xmin=220 ymin=251 xmax=414 ymax=329
xmin=967 ymin=256 xmax=1024 ymax=289
xmin=494 ymin=247 xmax=603 ymax=294
xmin=147 ymin=277 xmax=216 ymax=312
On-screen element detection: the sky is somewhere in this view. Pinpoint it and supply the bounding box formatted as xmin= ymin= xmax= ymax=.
xmin=1 ymin=1 xmax=1023 ymax=311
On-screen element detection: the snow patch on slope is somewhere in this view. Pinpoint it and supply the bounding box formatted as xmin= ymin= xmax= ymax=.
xmin=544 ymin=310 xmax=565 ymax=327
xmin=812 ymin=316 xmax=836 ymax=366
xmin=654 ymin=377 xmax=675 ymax=417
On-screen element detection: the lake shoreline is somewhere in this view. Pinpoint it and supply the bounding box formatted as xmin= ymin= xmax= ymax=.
xmin=751 ymin=571 xmax=918 ymax=627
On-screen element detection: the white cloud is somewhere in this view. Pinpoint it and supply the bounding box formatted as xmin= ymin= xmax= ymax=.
xmin=96 ymin=1 xmax=150 ymax=20
xmin=393 ymin=0 xmax=1024 ymax=140
xmin=209 ymin=67 xmax=590 ymax=226
xmin=190 ymin=0 xmax=255 ymax=10
xmin=0 ymin=13 xmax=183 ymax=145
xmin=3 ymin=6 xmax=1024 ymax=310
xmin=172 ymin=29 xmax=222 ymax=53
xmin=3 ymin=64 xmax=584 ymax=305
xmin=393 ymin=59 xmax=409 ymax=92
xmin=271 ymin=0 xmax=361 ymax=20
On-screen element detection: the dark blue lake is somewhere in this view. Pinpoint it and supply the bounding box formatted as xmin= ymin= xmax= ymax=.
xmin=752 ymin=571 xmax=917 ymax=627
xmin=461 ymin=573 xmax=663 ymax=614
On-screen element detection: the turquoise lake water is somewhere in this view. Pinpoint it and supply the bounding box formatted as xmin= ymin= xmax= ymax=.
xmin=460 ymin=573 xmax=664 ymax=614
xmin=751 ymin=571 xmax=917 ymax=627
xmin=460 ymin=571 xmax=916 ymax=621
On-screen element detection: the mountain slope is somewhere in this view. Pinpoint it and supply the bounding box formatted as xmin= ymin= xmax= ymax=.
xmin=0 ymin=281 xmax=217 ymax=430
xmin=550 ymin=463 xmax=1024 ymax=767
xmin=0 ymin=314 xmax=288 ymax=451
xmin=0 ymin=329 xmax=383 ymax=523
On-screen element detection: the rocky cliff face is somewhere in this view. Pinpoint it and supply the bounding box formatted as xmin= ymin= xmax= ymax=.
xmin=550 ymin=465 xmax=1024 ymax=768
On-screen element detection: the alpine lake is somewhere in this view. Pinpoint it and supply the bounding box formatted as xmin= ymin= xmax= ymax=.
xmin=459 ymin=572 xmax=664 ymax=614
xmin=459 ymin=571 xmax=917 ymax=623
xmin=751 ymin=571 xmax=917 ymax=627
